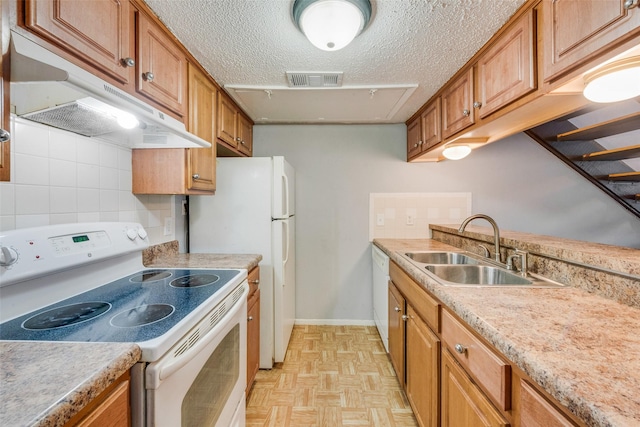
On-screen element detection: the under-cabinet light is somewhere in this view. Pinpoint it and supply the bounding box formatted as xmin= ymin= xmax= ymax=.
xmin=583 ymin=56 xmax=640 ymax=103
xmin=442 ymin=144 xmax=472 ymax=160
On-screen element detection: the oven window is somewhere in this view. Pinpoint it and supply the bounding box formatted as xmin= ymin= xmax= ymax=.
xmin=182 ymin=324 xmax=240 ymax=426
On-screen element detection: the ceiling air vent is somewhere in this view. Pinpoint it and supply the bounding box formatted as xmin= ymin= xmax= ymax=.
xmin=286 ymin=72 xmax=343 ymax=88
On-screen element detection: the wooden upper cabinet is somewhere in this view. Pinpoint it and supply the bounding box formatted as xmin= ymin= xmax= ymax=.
xmin=23 ymin=0 xmax=134 ymax=85
xmin=187 ymin=63 xmax=216 ymax=192
xmin=237 ymin=114 xmax=253 ymax=156
xmin=476 ymin=9 xmax=536 ymax=119
xmin=217 ymin=92 xmax=238 ymax=148
xmin=421 ymin=98 xmax=442 ymax=151
xmin=1 ymin=0 xmax=10 ymax=182
xmin=442 ymin=68 xmax=474 ymax=139
xmin=407 ymin=114 xmax=422 ymax=158
xmin=542 ymin=0 xmax=640 ymax=82
xmin=136 ymin=10 xmax=186 ymax=116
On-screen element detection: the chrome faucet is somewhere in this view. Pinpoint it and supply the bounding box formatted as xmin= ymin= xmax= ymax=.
xmin=458 ymin=214 xmax=502 ymax=263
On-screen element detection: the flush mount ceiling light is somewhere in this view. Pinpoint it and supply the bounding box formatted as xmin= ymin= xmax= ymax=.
xmin=442 ymin=144 xmax=472 ymax=160
xmin=292 ymin=0 xmax=372 ymax=51
xmin=583 ymin=56 xmax=640 ymax=103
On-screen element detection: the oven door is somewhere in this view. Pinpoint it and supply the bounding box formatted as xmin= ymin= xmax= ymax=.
xmin=144 ymin=282 xmax=248 ymax=427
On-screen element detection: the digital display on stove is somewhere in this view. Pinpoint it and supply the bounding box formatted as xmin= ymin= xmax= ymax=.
xmin=72 ymin=235 xmax=90 ymax=243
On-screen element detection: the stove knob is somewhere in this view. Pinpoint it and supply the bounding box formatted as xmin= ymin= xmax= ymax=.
xmin=137 ymin=228 xmax=148 ymax=240
xmin=0 ymin=246 xmax=19 ymax=267
xmin=126 ymin=229 xmax=138 ymax=241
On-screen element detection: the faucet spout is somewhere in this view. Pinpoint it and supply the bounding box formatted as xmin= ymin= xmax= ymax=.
xmin=458 ymin=214 xmax=502 ymax=263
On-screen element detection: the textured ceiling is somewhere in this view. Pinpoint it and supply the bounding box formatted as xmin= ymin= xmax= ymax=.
xmin=143 ymin=0 xmax=528 ymax=124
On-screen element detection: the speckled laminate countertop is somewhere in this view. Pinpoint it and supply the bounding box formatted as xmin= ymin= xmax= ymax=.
xmin=145 ymin=253 xmax=262 ymax=270
xmin=0 ymin=342 xmax=140 ymax=427
xmin=374 ymin=238 xmax=640 ymax=427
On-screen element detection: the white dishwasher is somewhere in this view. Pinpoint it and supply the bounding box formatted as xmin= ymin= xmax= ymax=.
xmin=372 ymin=245 xmax=390 ymax=352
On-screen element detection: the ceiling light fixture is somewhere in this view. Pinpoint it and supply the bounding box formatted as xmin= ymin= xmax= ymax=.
xmin=292 ymin=0 xmax=372 ymax=52
xmin=442 ymin=144 xmax=472 ymax=160
xmin=583 ymin=56 xmax=640 ymax=103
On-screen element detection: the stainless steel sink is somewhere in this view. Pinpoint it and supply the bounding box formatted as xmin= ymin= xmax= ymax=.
xmin=425 ymin=265 xmax=531 ymax=285
xmin=404 ymin=251 xmax=478 ymax=265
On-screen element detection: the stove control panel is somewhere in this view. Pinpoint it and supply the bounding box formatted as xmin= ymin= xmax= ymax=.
xmin=0 ymin=222 xmax=150 ymax=287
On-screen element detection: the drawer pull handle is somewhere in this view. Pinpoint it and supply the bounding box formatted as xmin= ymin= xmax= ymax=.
xmin=455 ymin=343 xmax=467 ymax=354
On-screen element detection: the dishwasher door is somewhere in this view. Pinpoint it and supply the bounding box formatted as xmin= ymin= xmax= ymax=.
xmin=372 ymin=245 xmax=390 ymax=352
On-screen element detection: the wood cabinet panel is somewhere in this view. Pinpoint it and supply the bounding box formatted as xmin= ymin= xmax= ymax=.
xmin=441 ymin=309 xmax=511 ymax=411
xmin=1 ymin=0 xmax=10 ymax=182
xmin=390 ymin=261 xmax=439 ymax=332
xmin=136 ymin=11 xmax=186 ymax=116
xmin=477 ymin=10 xmax=536 ymax=118
xmin=406 ymin=304 xmax=440 ymax=427
xmin=442 ymin=68 xmax=474 ymax=139
xmin=64 ymin=372 xmax=130 ymax=427
xmin=542 ymin=0 xmax=640 ymax=81
xmin=23 ymin=0 xmax=133 ymax=84
xmin=217 ymin=92 xmax=238 ymax=148
xmin=187 ymin=63 xmax=216 ymax=192
xmin=388 ymin=281 xmax=405 ymax=384
xmin=442 ymin=349 xmax=510 ymax=427
xmin=237 ymin=114 xmax=253 ymax=156
xmin=247 ymin=289 xmax=260 ymax=391
xmin=519 ymin=380 xmax=576 ymax=427
xmin=407 ymin=115 xmax=422 ymax=158
xmin=421 ymin=98 xmax=442 ymax=150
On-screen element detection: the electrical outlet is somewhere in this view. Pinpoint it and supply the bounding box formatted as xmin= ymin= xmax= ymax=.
xmin=164 ymin=218 xmax=173 ymax=236
xmin=376 ymin=213 xmax=385 ymax=226
xmin=406 ymin=214 xmax=414 ymax=225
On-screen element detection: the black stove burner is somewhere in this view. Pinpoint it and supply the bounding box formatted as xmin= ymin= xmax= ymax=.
xmin=129 ymin=270 xmax=172 ymax=283
xmin=170 ymin=274 xmax=220 ymax=288
xmin=110 ymin=304 xmax=175 ymax=327
xmin=22 ymin=302 xmax=111 ymax=330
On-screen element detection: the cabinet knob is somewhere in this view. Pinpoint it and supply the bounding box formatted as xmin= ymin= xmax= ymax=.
xmin=251 ymin=279 xmax=260 ymax=284
xmin=402 ymin=314 xmax=409 ymax=321
xmin=121 ymin=57 xmax=135 ymax=67
xmin=240 ymin=140 xmax=246 ymax=145
xmin=473 ymin=101 xmax=482 ymax=109
xmin=394 ymin=306 xmax=401 ymax=313
xmin=454 ymin=343 xmax=467 ymax=354
xmin=192 ymin=173 xmax=200 ymax=180
xmin=624 ymin=0 xmax=638 ymax=10
xmin=143 ymin=72 xmax=155 ymax=82
xmin=462 ymin=109 xmax=470 ymax=117
xmin=236 ymin=137 xmax=242 ymax=142
xmin=413 ymin=143 xmax=419 ymax=148
xmin=0 ymin=129 xmax=10 ymax=143
xmin=418 ymin=140 xmax=423 ymax=146
xmin=248 ymin=316 xmax=254 ymax=321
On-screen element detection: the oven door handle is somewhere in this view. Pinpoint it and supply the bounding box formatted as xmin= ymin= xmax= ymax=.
xmin=146 ymin=283 xmax=248 ymax=388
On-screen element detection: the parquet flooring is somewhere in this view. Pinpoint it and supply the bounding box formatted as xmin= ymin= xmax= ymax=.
xmin=246 ymin=325 xmax=419 ymax=427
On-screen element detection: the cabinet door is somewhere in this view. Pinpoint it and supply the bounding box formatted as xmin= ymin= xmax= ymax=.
xmin=441 ymin=350 xmax=510 ymax=427
xmin=237 ymin=114 xmax=253 ymax=156
xmin=519 ymin=380 xmax=576 ymax=427
xmin=407 ymin=115 xmax=422 ymax=158
xmin=187 ymin=63 xmax=216 ymax=192
xmin=421 ymin=97 xmax=442 ymax=151
xmin=0 ymin=0 xmax=10 ymax=182
xmin=388 ymin=282 xmax=405 ymax=384
xmin=23 ymin=0 xmax=134 ymax=85
xmin=136 ymin=11 xmax=186 ymax=116
xmin=406 ymin=305 xmax=440 ymax=427
xmin=477 ymin=10 xmax=535 ymax=118
xmin=542 ymin=0 xmax=640 ymax=82
xmin=442 ymin=68 xmax=474 ymax=139
xmin=217 ymin=92 xmax=238 ymax=148
xmin=247 ymin=289 xmax=260 ymax=391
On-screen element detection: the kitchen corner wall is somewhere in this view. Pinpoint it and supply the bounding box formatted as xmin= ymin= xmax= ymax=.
xmin=253 ymin=124 xmax=640 ymax=324
xmin=0 ymin=117 xmax=177 ymax=245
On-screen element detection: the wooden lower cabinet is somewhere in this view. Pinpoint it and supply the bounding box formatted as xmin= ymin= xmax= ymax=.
xmin=406 ymin=304 xmax=440 ymax=427
xmin=517 ymin=379 xmax=577 ymax=427
xmin=246 ymin=266 xmax=260 ymax=392
xmin=64 ymin=371 xmax=130 ymax=427
xmin=442 ymin=349 xmax=509 ymax=427
xmin=388 ymin=282 xmax=405 ymax=383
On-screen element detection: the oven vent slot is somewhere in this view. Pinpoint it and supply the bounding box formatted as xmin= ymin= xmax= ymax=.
xmin=209 ymin=305 xmax=225 ymax=327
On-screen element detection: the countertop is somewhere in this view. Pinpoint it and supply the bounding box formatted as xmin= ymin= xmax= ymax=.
xmin=0 ymin=342 xmax=140 ymax=427
xmin=0 ymin=250 xmax=262 ymax=427
xmin=374 ymin=238 xmax=640 ymax=427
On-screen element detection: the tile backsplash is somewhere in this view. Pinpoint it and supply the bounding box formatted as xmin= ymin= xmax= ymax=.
xmin=369 ymin=192 xmax=471 ymax=240
xmin=0 ymin=117 xmax=176 ymax=245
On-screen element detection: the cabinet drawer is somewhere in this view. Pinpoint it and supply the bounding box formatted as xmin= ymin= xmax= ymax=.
xmin=519 ymin=379 xmax=577 ymax=427
xmin=389 ymin=261 xmax=440 ymax=332
xmin=247 ymin=266 xmax=260 ymax=298
xmin=441 ymin=309 xmax=511 ymax=411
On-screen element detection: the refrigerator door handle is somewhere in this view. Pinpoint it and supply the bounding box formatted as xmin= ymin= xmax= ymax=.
xmin=282 ymin=172 xmax=290 ymax=218
xmin=282 ymin=220 xmax=290 ymax=270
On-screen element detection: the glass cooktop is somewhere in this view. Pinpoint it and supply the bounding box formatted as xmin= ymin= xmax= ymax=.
xmin=0 ymin=268 xmax=242 ymax=344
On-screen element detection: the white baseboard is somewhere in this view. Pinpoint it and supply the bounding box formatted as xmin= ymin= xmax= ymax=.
xmin=294 ymin=319 xmax=376 ymax=326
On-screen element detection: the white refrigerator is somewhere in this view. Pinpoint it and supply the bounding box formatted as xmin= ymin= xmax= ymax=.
xmin=189 ymin=156 xmax=295 ymax=369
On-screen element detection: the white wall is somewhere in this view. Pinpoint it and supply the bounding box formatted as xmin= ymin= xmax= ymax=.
xmin=0 ymin=117 xmax=178 ymax=245
xmin=253 ymin=124 xmax=640 ymax=322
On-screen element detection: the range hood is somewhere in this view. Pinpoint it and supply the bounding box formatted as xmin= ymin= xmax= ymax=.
xmin=9 ymin=31 xmax=210 ymax=149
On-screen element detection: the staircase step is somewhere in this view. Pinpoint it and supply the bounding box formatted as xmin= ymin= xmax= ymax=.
xmin=558 ymin=112 xmax=640 ymax=141
xmin=582 ymin=144 xmax=640 ymax=161
xmin=607 ymin=172 xmax=640 ymax=182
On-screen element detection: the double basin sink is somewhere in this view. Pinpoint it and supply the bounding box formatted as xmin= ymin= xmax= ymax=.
xmin=399 ymin=251 xmax=565 ymax=288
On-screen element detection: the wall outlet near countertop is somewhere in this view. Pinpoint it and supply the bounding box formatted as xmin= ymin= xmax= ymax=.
xmin=164 ymin=217 xmax=173 ymax=236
